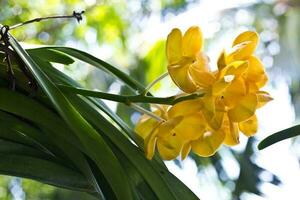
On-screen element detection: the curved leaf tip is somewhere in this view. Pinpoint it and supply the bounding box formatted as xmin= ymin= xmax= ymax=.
xmin=258 ymin=124 xmax=300 ymax=150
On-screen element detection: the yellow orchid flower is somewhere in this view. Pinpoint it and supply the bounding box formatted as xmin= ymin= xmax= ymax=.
xmin=168 ymin=98 xmax=225 ymax=158
xmin=166 ymin=26 xmax=210 ymax=93
xmin=135 ymin=26 xmax=272 ymax=160
xmin=135 ymin=105 xmax=207 ymax=160
xmin=222 ymin=89 xmax=272 ymax=146
xmin=184 ymin=30 xmax=270 ymax=147
xmin=134 ymin=106 xmax=168 ymax=159
xmin=220 ymin=31 xmax=268 ymax=92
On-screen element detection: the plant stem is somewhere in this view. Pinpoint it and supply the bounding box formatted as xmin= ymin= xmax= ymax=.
xmin=129 ymin=103 xmax=165 ymax=122
xmin=9 ymin=11 xmax=85 ymax=30
xmin=143 ymin=72 xmax=169 ymax=95
xmin=58 ymin=84 xmax=204 ymax=105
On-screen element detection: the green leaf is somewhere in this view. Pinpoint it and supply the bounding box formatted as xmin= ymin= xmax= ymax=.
xmin=0 ymin=153 xmax=94 ymax=194
xmin=27 ymin=48 xmax=74 ymax=65
xmin=0 ymin=138 xmax=51 ymax=159
xmin=258 ymin=124 xmax=300 ymax=150
xmin=8 ymin=33 xmax=132 ymax=200
xmin=105 ymin=137 xmax=157 ymax=200
xmin=144 ymin=40 xmax=167 ymax=88
xmin=0 ymin=88 xmax=105 ymax=198
xmin=0 ymin=110 xmax=69 ymax=159
xmin=30 ymin=57 xmax=198 ymax=199
xmin=1 ymin=42 xmax=103 ymax=198
xmin=67 ymin=95 xmax=199 ymax=200
xmin=32 ymin=46 xmax=145 ymax=93
xmin=12 ymin=44 xmax=198 ymax=199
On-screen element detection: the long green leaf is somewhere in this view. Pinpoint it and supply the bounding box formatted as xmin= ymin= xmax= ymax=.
xmin=8 ymin=33 xmax=132 ymax=200
xmin=0 ymin=88 xmax=106 ymax=198
xmin=0 ymin=110 xmax=69 ymax=159
xmin=27 ymin=48 xmax=74 ymax=65
xmin=0 ymin=153 xmax=94 ymax=194
xmin=33 ymin=46 xmax=145 ymax=93
xmin=68 ymin=95 xmax=199 ymax=200
xmin=0 ymin=138 xmax=51 ymax=159
xmin=258 ymin=124 xmax=300 ymax=150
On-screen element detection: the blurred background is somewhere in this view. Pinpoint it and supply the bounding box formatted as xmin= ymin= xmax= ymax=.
xmin=1 ymin=0 xmax=300 ymax=199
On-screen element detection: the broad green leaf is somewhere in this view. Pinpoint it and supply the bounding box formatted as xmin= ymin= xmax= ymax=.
xmin=258 ymin=124 xmax=300 ymax=150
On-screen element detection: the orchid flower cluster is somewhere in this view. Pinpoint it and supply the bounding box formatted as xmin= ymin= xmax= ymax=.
xmin=135 ymin=26 xmax=272 ymax=160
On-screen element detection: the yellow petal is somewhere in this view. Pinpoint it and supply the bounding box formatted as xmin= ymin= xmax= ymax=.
xmin=189 ymin=66 xmax=216 ymax=89
xmin=232 ymin=31 xmax=259 ymax=47
xmin=227 ymin=31 xmax=259 ymax=62
xmin=191 ymin=130 xmax=225 ymax=157
xmin=245 ymin=56 xmax=268 ymax=89
xmin=239 ymin=114 xmax=258 ymax=136
xmin=201 ymin=96 xmax=225 ymax=130
xmin=181 ymin=142 xmax=192 ymax=160
xmin=168 ymin=61 xmax=197 ymax=93
xmin=144 ymin=123 xmax=161 ymax=160
xmin=157 ymin=142 xmax=180 ymax=160
xmin=228 ymin=93 xmax=258 ymax=122
xmin=256 ymin=91 xmax=273 ymax=108
xmin=145 ymin=117 xmax=182 ymax=160
xmin=224 ymin=130 xmax=239 ymax=146
xmin=224 ymin=61 xmax=249 ymax=78
xmin=217 ymin=61 xmax=246 ymax=79
xmin=212 ymin=79 xmax=230 ymax=96
xmin=201 ymin=95 xmax=215 ymax=114
xmin=217 ymin=50 xmax=227 ymax=70
xmin=157 ymin=133 xmax=183 ymax=160
xmin=135 ymin=110 xmax=161 ymax=139
xmin=223 ymin=114 xmax=240 ymax=146
xmin=200 ymin=95 xmax=215 ymax=123
xmin=246 ymin=82 xmax=259 ymax=93
xmin=168 ymin=99 xmax=202 ymax=118
xmin=157 ymin=117 xmax=183 ymax=138
xmin=194 ymin=52 xmax=210 ymax=71
xmin=208 ymin=110 xmax=225 ymax=130
xmin=182 ymin=26 xmax=203 ymax=57
xmin=223 ymin=77 xmax=247 ymax=108
xmin=174 ymin=113 xmax=206 ymax=141
xmin=166 ymin=28 xmax=183 ymax=65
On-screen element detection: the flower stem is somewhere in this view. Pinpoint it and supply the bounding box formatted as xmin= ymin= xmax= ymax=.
xmin=129 ymin=103 xmax=165 ymax=122
xmin=58 ymin=84 xmax=204 ymax=105
xmin=142 ymin=72 xmax=169 ymax=95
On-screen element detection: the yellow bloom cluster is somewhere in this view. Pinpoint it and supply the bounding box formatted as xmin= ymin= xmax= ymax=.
xmin=135 ymin=26 xmax=272 ymax=160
